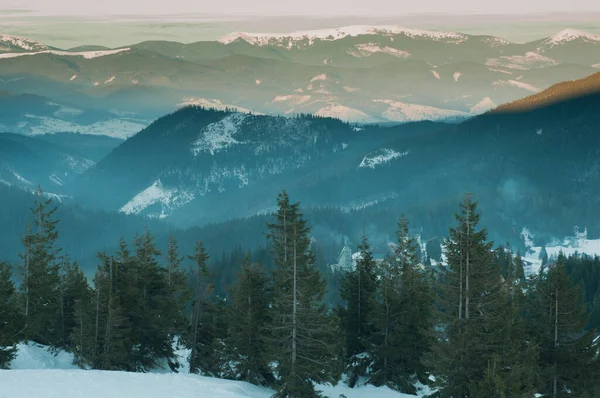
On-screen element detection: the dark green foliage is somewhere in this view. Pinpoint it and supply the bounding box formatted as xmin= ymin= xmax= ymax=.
xmin=224 ymin=256 xmax=272 ymax=385
xmin=0 ymin=261 xmax=24 ymax=368
xmin=267 ymin=190 xmax=339 ymax=397
xmin=19 ymin=188 xmax=62 ymax=347
xmin=526 ymin=255 xmax=599 ymax=397
xmin=188 ymin=241 xmax=217 ymax=375
xmin=338 ymin=234 xmax=378 ymax=386
xmin=369 ymin=216 xmax=433 ymax=394
xmin=430 ymin=194 xmax=537 ymax=397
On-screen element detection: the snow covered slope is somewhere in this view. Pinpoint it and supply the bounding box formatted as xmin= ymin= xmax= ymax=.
xmin=1 ymin=342 xmax=420 ymax=398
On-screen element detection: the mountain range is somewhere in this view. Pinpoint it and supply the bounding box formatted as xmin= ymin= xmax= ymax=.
xmin=1 ymin=26 xmax=600 ymax=137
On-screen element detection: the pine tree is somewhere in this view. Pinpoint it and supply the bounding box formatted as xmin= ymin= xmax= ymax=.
xmin=130 ymin=230 xmax=177 ymax=371
xmin=19 ymin=188 xmax=62 ymax=346
xmin=430 ymin=194 xmax=530 ymax=397
xmin=367 ymin=216 xmax=434 ymax=393
xmin=225 ymin=256 xmax=272 ymax=385
xmin=165 ymin=235 xmax=191 ymax=341
xmin=188 ymin=241 xmax=216 ymax=375
xmin=0 ymin=261 xmax=24 ymax=369
xmin=266 ymin=190 xmax=338 ymax=397
xmin=57 ymin=256 xmax=91 ymax=351
xmin=526 ymin=254 xmax=599 ymax=397
xmin=339 ymin=233 xmax=378 ymax=387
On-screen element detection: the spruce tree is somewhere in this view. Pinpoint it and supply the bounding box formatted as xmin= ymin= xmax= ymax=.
xmin=339 ymin=233 xmax=378 ymax=387
xmin=368 ymin=216 xmax=433 ymax=394
xmin=430 ymin=194 xmax=533 ymax=397
xmin=225 ymin=256 xmax=271 ymax=385
xmin=19 ymin=188 xmax=62 ymax=346
xmin=165 ymin=235 xmax=191 ymax=342
xmin=0 ymin=261 xmax=24 ymax=369
xmin=266 ymin=190 xmax=338 ymax=397
xmin=526 ymin=254 xmax=599 ymax=397
xmin=188 ymin=241 xmax=216 ymax=375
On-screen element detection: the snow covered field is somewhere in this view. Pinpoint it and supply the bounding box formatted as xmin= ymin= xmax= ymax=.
xmin=0 ymin=343 xmax=421 ymax=398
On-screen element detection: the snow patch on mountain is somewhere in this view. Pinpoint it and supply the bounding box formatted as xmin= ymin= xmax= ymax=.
xmin=69 ymin=75 xmax=77 ymax=81
xmin=592 ymin=63 xmax=600 ymax=69
xmin=488 ymin=67 xmax=513 ymax=75
xmin=0 ymin=34 xmax=48 ymax=52
xmin=429 ymin=70 xmax=440 ymax=79
xmin=104 ymin=76 xmax=115 ymax=84
xmin=315 ymin=104 xmax=377 ymax=123
xmin=374 ymin=99 xmax=470 ymax=122
xmin=120 ymin=180 xmax=195 ymax=219
xmin=11 ymin=170 xmax=32 ymax=185
xmin=192 ymin=113 xmax=247 ymax=156
xmin=0 ymin=47 xmax=130 ymax=59
xmin=17 ymin=115 xmax=147 ymax=139
xmin=347 ymin=43 xmax=410 ymax=58
xmin=541 ymin=28 xmax=600 ymax=49
xmin=218 ymin=25 xmax=468 ymax=47
xmin=453 ymin=72 xmax=462 ymax=82
xmin=486 ymin=52 xmax=558 ymax=70
xmin=62 ymin=154 xmax=95 ymax=174
xmin=359 ymin=148 xmax=409 ymax=169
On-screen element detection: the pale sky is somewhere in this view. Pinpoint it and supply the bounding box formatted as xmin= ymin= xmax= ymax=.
xmin=3 ymin=0 xmax=600 ymax=16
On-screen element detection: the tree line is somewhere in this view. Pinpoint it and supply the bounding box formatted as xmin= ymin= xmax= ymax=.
xmin=1 ymin=189 xmax=599 ymax=397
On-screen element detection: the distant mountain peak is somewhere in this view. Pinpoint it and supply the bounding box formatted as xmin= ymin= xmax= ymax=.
xmin=543 ymin=28 xmax=600 ymax=47
xmin=0 ymin=33 xmax=48 ymax=52
xmin=218 ymin=25 xmax=469 ymax=47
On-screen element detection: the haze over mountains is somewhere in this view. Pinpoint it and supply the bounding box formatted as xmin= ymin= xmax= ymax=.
xmin=1 ymin=26 xmax=600 ymax=137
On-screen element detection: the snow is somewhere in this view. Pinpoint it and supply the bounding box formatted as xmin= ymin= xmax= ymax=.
xmin=592 ymin=63 xmax=600 ymax=69
xmin=11 ymin=170 xmax=32 ymax=185
xmin=542 ymin=28 xmax=600 ymax=48
xmin=49 ymin=173 xmax=64 ymax=186
xmin=343 ymin=86 xmax=360 ymax=92
xmin=310 ymin=73 xmax=328 ymax=83
xmin=69 ymin=75 xmax=77 ymax=81
xmin=0 ymin=34 xmax=47 ymax=52
xmin=315 ymin=104 xmax=377 ymax=123
xmin=255 ymin=79 xmax=261 ymax=85
xmin=11 ymin=342 xmax=78 ymax=370
xmin=429 ymin=70 xmax=440 ymax=79
xmin=486 ymin=52 xmax=558 ymax=70
xmin=359 ymin=148 xmax=409 ymax=169
xmin=493 ymin=79 xmax=541 ymax=93
xmin=120 ymin=179 xmax=195 ymax=219
xmin=347 ymin=43 xmax=410 ymax=58
xmin=453 ymin=72 xmax=461 ymax=82
xmin=488 ymin=67 xmax=513 ymax=75
xmin=218 ymin=25 xmax=468 ymax=47
xmin=3 ymin=340 xmax=420 ymax=398
xmin=470 ymin=97 xmax=496 ymax=113
xmin=192 ymin=113 xmax=247 ymax=156
xmin=374 ymin=99 xmax=470 ymax=122
xmin=104 ymin=76 xmax=115 ymax=84
xmin=17 ymin=115 xmax=146 ymax=139
xmin=521 ymin=226 xmax=600 ymax=275
xmin=0 ymin=47 xmax=130 ymax=59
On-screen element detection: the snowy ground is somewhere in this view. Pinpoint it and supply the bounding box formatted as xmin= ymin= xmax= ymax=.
xmin=0 ymin=343 xmax=422 ymax=398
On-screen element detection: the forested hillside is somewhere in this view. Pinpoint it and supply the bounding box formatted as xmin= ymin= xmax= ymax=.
xmin=1 ymin=189 xmax=599 ymax=397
